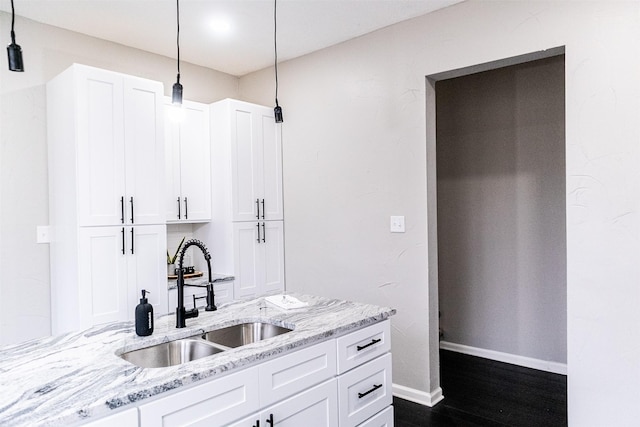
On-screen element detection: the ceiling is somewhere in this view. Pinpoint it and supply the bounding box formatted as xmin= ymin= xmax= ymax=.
xmin=1 ymin=0 xmax=463 ymax=76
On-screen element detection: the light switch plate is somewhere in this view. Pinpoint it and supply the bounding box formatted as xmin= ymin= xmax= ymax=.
xmin=390 ymin=216 xmax=405 ymax=233
xmin=37 ymin=226 xmax=51 ymax=243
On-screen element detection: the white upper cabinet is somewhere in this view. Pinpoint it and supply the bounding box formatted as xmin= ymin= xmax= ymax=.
xmin=212 ymin=99 xmax=283 ymax=222
xmin=59 ymin=64 xmax=165 ymax=227
xmin=123 ymin=78 xmax=166 ymax=225
xmin=164 ymin=99 xmax=211 ymax=222
xmin=196 ymin=99 xmax=285 ymax=300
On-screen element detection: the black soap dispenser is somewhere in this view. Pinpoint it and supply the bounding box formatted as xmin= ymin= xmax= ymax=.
xmin=135 ymin=290 xmax=154 ymax=336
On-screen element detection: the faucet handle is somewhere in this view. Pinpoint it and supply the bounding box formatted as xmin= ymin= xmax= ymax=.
xmin=193 ymin=294 xmax=206 ymax=310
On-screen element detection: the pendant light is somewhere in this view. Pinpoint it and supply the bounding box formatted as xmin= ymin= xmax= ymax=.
xmin=273 ymin=0 xmax=283 ymax=123
xmin=6 ymin=0 xmax=24 ymax=72
xmin=172 ymin=0 xmax=183 ymax=105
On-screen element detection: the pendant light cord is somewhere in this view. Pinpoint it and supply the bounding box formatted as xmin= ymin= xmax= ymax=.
xmin=10 ymin=0 xmax=17 ymax=43
xmin=176 ymin=0 xmax=181 ymax=83
xmin=274 ymin=0 xmax=279 ymax=107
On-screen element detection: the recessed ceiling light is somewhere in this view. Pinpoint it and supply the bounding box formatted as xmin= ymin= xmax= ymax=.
xmin=209 ymin=16 xmax=232 ymax=35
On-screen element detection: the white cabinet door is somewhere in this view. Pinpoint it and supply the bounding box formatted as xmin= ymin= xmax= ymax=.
xmin=230 ymin=105 xmax=261 ymax=222
xmin=179 ymin=102 xmax=211 ymax=221
xmin=81 ymin=408 xmax=138 ymax=427
xmin=76 ymin=66 xmax=126 ymax=227
xmin=227 ymin=100 xmax=283 ymax=222
xmin=229 ymin=380 xmax=338 ymax=427
xmin=164 ymin=105 xmax=182 ymax=221
xmin=233 ymin=221 xmax=284 ymax=299
xmin=127 ymin=225 xmax=169 ymax=317
xmin=259 ymin=108 xmax=283 ymax=221
xmin=78 ymin=227 xmax=128 ymax=328
xmin=262 ymin=379 xmax=338 ymax=427
xmin=139 ymin=366 xmax=259 ymax=427
xmin=262 ymin=220 xmax=285 ymax=294
xmin=165 ymin=99 xmax=211 ymax=223
xmin=233 ymin=222 xmax=261 ymax=299
xmin=124 ymin=77 xmax=165 ymax=225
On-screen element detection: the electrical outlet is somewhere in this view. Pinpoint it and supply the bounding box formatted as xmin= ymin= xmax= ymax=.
xmin=390 ymin=216 xmax=405 ymax=233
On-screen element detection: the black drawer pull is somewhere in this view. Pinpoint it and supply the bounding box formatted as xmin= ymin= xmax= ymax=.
xmin=358 ymin=383 xmax=382 ymax=399
xmin=357 ymin=338 xmax=381 ymax=351
xmin=177 ymin=197 xmax=181 ymax=219
xmin=256 ymin=198 xmax=260 ymax=219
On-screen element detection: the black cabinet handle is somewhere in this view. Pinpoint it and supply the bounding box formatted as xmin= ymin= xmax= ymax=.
xmin=184 ymin=197 xmax=188 ymax=220
xmin=120 ymin=196 xmax=125 ymax=224
xmin=253 ymin=420 xmax=260 ymax=427
xmin=256 ymin=198 xmax=260 ymax=219
xmin=121 ymin=227 xmax=125 ymax=255
xmin=358 ymin=383 xmax=383 ymax=399
xmin=266 ymin=414 xmax=274 ymax=426
xmin=256 ymin=222 xmax=261 ymax=243
xmin=357 ymin=338 xmax=381 ymax=351
xmin=129 ymin=197 xmax=134 ymax=224
xmin=177 ymin=197 xmax=181 ymax=219
xmin=261 ymin=222 xmax=266 ymax=243
xmin=130 ymin=227 xmax=134 ymax=254
xmin=261 ymin=199 xmax=265 ymax=219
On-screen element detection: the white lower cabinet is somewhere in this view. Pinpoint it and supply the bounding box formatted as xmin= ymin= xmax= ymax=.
xmin=229 ymin=379 xmax=338 ymax=427
xmin=138 ymin=366 xmax=260 ymax=426
xmin=81 ymin=407 xmax=138 ymax=427
xmin=337 ymin=353 xmax=393 ymax=426
xmin=53 ymin=224 xmax=168 ymax=334
xmin=357 ymin=406 xmax=394 ymax=427
xmin=132 ymin=321 xmax=392 ymax=427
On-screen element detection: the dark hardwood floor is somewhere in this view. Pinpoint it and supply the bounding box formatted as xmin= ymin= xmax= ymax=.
xmin=394 ymin=350 xmax=567 ymax=426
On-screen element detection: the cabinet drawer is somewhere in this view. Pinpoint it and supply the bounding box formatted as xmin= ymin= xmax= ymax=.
xmin=338 ymin=353 xmax=393 ymax=427
xmin=139 ymin=366 xmax=259 ymax=426
xmin=259 ymin=339 xmax=336 ymax=407
xmin=357 ymin=406 xmax=394 ymax=427
xmin=337 ymin=320 xmax=391 ymax=374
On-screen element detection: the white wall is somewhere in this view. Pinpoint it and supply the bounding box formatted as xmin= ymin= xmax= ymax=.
xmin=437 ymin=56 xmax=567 ymax=364
xmin=0 ymin=12 xmax=239 ymax=345
xmin=239 ymin=1 xmax=640 ymax=424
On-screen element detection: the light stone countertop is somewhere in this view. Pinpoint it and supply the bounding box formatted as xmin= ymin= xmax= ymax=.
xmin=0 ymin=293 xmax=395 ymax=426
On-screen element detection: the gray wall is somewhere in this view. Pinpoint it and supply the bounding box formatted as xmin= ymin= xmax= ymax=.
xmin=436 ymin=56 xmax=567 ymax=364
xmin=239 ymin=1 xmax=640 ymax=423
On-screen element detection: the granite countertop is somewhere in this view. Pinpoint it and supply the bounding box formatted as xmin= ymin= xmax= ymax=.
xmin=0 ymin=294 xmax=395 ymax=426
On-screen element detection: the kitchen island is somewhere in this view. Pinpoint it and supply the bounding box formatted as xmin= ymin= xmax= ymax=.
xmin=0 ymin=294 xmax=395 ymax=426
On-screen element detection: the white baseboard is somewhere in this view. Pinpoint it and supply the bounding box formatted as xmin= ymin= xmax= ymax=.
xmin=440 ymin=341 xmax=567 ymax=375
xmin=392 ymin=383 xmax=444 ymax=407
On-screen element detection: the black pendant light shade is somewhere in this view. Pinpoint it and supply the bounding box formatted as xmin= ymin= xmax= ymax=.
xmin=273 ymin=0 xmax=283 ymax=123
xmin=7 ymin=0 xmax=24 ymax=72
xmin=172 ymin=0 xmax=183 ymax=105
xmin=274 ymin=102 xmax=283 ymax=123
xmin=172 ymin=75 xmax=183 ymax=105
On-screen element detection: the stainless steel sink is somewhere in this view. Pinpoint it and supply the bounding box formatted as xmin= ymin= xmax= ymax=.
xmin=120 ymin=322 xmax=293 ymax=368
xmin=202 ymin=322 xmax=292 ymax=348
xmin=120 ymin=338 xmax=225 ymax=368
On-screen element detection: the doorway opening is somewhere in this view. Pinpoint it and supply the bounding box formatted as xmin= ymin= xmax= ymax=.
xmin=425 ymin=48 xmax=567 ymax=409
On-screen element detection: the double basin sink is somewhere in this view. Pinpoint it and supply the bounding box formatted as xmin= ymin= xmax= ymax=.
xmin=120 ymin=322 xmax=292 ymax=369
